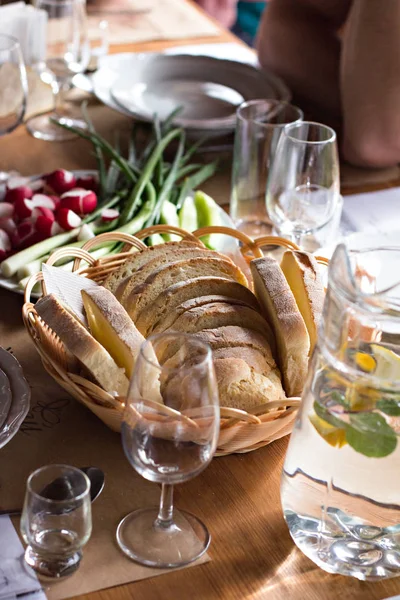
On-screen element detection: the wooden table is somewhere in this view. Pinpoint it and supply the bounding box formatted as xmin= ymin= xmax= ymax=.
xmin=1 ymin=5 xmax=400 ymax=600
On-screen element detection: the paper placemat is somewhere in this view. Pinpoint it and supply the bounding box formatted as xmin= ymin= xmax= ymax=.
xmin=88 ymin=0 xmax=219 ymax=45
xmin=0 ymin=329 xmax=208 ymax=600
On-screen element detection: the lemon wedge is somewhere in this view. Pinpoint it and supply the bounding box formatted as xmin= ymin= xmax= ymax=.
xmin=370 ymin=344 xmax=400 ymax=380
xmin=309 ymin=413 xmax=347 ymax=448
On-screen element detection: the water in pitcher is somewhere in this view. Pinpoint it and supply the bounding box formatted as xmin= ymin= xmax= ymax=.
xmin=281 ymin=244 xmax=400 ymax=580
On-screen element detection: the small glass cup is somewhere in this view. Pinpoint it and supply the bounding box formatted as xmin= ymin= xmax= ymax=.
xmin=117 ymin=333 xmax=220 ymax=568
xmin=230 ymin=99 xmax=303 ymax=238
xmin=266 ymin=120 xmax=342 ymax=252
xmin=20 ymin=464 xmax=92 ymax=579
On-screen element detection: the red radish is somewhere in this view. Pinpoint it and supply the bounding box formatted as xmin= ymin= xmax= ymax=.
xmin=35 ymin=215 xmax=55 ymax=237
xmin=0 ymin=218 xmax=16 ymax=235
xmin=0 ymin=230 xmax=11 ymax=261
xmin=11 ymin=221 xmax=34 ymax=248
xmin=32 ymin=206 xmax=55 ymax=223
xmin=13 ymin=197 xmax=33 ymax=220
xmin=32 ymin=193 xmax=57 ymax=211
xmin=76 ymin=175 xmax=98 ymax=192
xmin=101 ymin=208 xmax=119 ymax=222
xmin=0 ymin=203 xmax=14 ymax=219
xmin=56 ymin=208 xmax=82 ymax=231
xmin=6 ymin=176 xmax=31 ymax=190
xmin=50 ymin=222 xmax=64 ymax=236
xmin=50 ymin=195 xmax=61 ymax=210
xmin=60 ymin=188 xmax=97 ymax=215
xmin=45 ymin=169 xmax=77 ymax=194
xmin=4 ymin=186 xmax=33 ymax=204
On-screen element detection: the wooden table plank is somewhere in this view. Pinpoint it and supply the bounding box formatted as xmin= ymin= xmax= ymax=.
xmin=1 ymin=4 xmax=400 ymax=599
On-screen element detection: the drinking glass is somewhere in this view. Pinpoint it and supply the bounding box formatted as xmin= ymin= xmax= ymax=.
xmin=21 ymin=464 xmax=92 ymax=579
xmin=230 ymin=99 xmax=303 ymax=238
xmin=0 ymin=35 xmax=28 ymax=181
xmin=117 ymin=333 xmax=220 ymax=568
xmin=281 ymin=242 xmax=400 ymax=581
xmin=266 ymin=121 xmax=342 ymax=252
xmin=26 ymin=0 xmax=90 ymax=141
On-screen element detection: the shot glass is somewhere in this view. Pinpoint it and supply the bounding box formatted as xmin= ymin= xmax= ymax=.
xmin=230 ymin=99 xmax=303 ymax=238
xmin=21 ymin=464 xmax=92 ymax=579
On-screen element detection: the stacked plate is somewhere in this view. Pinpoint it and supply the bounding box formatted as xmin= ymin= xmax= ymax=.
xmin=89 ymin=50 xmax=291 ymax=138
xmin=0 ymin=347 xmax=30 ymax=449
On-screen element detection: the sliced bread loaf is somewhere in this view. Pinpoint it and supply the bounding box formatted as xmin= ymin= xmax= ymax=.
xmin=117 ymin=246 xmax=233 ymax=304
xmin=136 ymin=277 xmax=259 ymax=337
xmin=125 ymin=257 xmax=248 ymax=320
xmin=280 ymin=250 xmax=324 ymax=354
xmin=212 ymin=346 xmax=275 ymax=377
xmin=35 ymin=294 xmax=129 ymax=396
xmin=103 ymin=241 xmax=200 ymax=294
xmin=250 ymin=256 xmax=310 ymax=397
xmin=162 ymin=302 xmax=275 ymax=344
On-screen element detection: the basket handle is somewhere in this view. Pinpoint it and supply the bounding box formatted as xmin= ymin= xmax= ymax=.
xmin=24 ymin=271 xmax=44 ymax=304
xmin=133 ymin=224 xmax=204 ymax=245
xmin=193 ymin=226 xmax=265 ymax=259
xmin=75 ymin=232 xmax=147 ymax=270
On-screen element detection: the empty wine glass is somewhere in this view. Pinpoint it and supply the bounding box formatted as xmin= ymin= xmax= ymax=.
xmin=117 ymin=333 xmax=220 ymax=568
xmin=0 ymin=34 xmax=28 ymax=182
xmin=266 ymin=121 xmax=342 ymax=252
xmin=26 ymin=0 xmax=90 ymax=141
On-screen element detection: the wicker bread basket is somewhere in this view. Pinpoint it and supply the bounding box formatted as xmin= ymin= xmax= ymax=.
xmin=22 ymin=225 xmax=328 ymax=456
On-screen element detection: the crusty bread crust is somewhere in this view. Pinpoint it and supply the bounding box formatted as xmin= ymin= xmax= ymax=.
xmin=36 ymin=294 xmax=128 ymax=395
xmin=250 ymin=257 xmax=310 ymax=397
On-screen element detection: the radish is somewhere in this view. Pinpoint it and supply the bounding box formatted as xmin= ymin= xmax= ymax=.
xmin=14 ymin=197 xmax=33 ymax=220
xmin=6 ymin=176 xmax=31 ymax=190
xmin=101 ymin=208 xmax=120 ymax=222
xmin=4 ymin=186 xmax=33 ymax=204
xmin=77 ymin=223 xmax=95 ymax=241
xmin=0 ymin=203 xmax=14 ymax=219
xmin=35 ymin=215 xmax=56 ymax=237
xmin=45 ymin=169 xmax=77 ymax=194
xmin=50 ymin=195 xmax=61 ymax=211
xmin=0 ymin=218 xmax=16 ymax=235
xmin=60 ymin=188 xmax=97 ymax=215
xmin=56 ymin=208 xmax=82 ymax=230
xmin=0 ymin=230 xmax=11 ymax=261
xmin=32 ymin=206 xmax=55 ymax=223
xmin=32 ymin=193 xmax=57 ymax=211
xmin=76 ymin=175 xmax=98 ymax=192
xmin=50 ymin=222 xmax=64 ymax=236
xmin=12 ymin=221 xmax=34 ymax=248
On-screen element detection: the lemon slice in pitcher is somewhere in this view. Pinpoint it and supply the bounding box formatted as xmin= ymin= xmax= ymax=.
xmin=309 ymin=413 xmax=347 ymax=448
xmin=370 ymin=344 xmax=400 ymax=380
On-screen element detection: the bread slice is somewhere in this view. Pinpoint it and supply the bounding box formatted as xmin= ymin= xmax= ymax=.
xmin=250 ymin=257 xmax=310 ymax=397
xmin=125 ymin=257 xmax=248 ymax=321
xmin=161 ymin=302 xmax=275 ymax=343
xmin=117 ymin=246 xmax=232 ymax=304
xmin=35 ymin=294 xmax=128 ymax=396
xmin=280 ymin=250 xmax=324 ymax=354
xmin=81 ymin=287 xmax=145 ymax=379
xmin=212 ymin=357 xmax=285 ymax=410
xmin=212 ymin=346 xmax=274 ymax=377
xmin=103 ymin=241 xmax=200 ymax=294
xmin=136 ymin=277 xmax=260 ymax=337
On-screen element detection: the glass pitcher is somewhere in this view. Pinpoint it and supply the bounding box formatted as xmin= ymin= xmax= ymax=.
xmin=281 ymin=243 xmax=400 ymax=581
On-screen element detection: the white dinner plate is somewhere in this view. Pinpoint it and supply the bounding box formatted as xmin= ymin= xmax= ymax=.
xmin=91 ymin=52 xmax=290 ymax=138
xmin=0 ymin=347 xmax=31 ymax=449
xmin=0 ymin=171 xmax=238 ymax=297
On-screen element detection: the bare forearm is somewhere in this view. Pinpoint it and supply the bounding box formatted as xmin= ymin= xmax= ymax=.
xmin=341 ymin=0 xmax=400 ymax=166
xmin=256 ymin=1 xmax=342 ymax=121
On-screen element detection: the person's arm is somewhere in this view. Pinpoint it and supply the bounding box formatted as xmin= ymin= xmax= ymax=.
xmin=341 ymin=0 xmax=400 ymax=167
xmin=256 ymin=0 xmax=348 ymax=128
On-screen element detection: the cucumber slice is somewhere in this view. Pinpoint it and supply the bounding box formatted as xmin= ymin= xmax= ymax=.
xmin=179 ymin=195 xmax=198 ymax=232
xmin=160 ymin=200 xmax=180 ymax=241
xmin=194 ymin=191 xmax=221 ymax=248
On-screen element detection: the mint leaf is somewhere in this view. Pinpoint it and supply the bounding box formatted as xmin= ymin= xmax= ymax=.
xmin=346 ymin=413 xmax=397 ymax=458
xmin=377 ymin=398 xmax=400 ymax=416
xmin=313 ymin=401 xmax=346 ymax=429
xmin=330 ymin=391 xmax=349 ymax=409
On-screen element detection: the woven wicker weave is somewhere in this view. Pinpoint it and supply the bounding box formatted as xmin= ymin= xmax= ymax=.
xmin=22 ymin=225 xmax=327 ymax=455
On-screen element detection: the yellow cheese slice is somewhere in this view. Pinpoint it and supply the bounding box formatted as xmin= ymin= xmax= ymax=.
xmin=280 ymin=250 xmax=325 ymax=354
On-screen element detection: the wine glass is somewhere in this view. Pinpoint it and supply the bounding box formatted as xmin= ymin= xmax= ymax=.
xmin=117 ymin=333 xmax=220 ymax=568
xmin=0 ymin=34 xmax=28 ymax=181
xmin=266 ymin=121 xmax=342 ymax=252
xmin=26 ymin=0 xmax=90 ymax=141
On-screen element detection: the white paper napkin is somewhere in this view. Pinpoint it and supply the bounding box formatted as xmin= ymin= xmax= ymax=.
xmin=341 ymin=186 xmax=400 ymax=237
